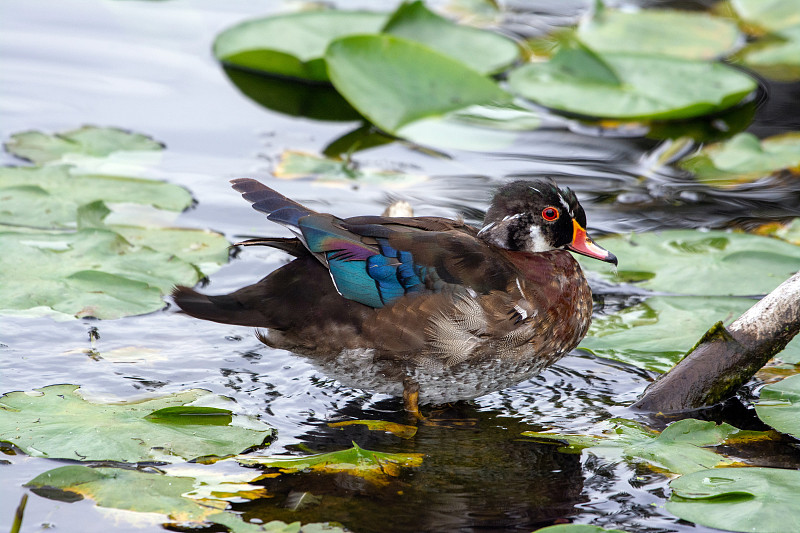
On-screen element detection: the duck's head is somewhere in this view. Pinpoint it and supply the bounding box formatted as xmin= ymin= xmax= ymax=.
xmin=479 ymin=179 xmax=617 ymax=265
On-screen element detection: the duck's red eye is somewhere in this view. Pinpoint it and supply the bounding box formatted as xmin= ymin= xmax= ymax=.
xmin=542 ymin=207 xmax=559 ymax=221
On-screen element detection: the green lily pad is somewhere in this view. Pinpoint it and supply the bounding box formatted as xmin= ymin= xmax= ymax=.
xmin=382 ymin=1 xmax=519 ymax=75
xmin=213 ymin=10 xmax=389 ymax=82
xmin=537 ymin=526 xmax=627 ymax=533
xmin=679 ymin=132 xmax=800 ymax=188
xmin=738 ymin=26 xmax=800 ymax=81
xmin=26 ymin=465 xmax=344 ymax=532
xmin=325 ymin=34 xmax=509 ymax=134
xmin=581 ymin=230 xmax=800 ymax=296
xmin=755 ymin=374 xmax=800 ymax=439
xmin=274 ymin=150 xmax=427 ymax=186
xmin=523 ymin=418 xmax=766 ymax=475
xmin=667 ymin=467 xmax=800 ymax=532
xmin=237 ymin=442 xmax=424 ymax=486
xmin=0 ymin=384 xmax=274 ymax=462
xmin=5 ymin=126 xmax=163 ymax=165
xmin=0 ymin=165 xmax=193 ymax=227
xmin=731 ymin=0 xmax=800 ymax=33
xmin=580 ymin=296 xmax=800 ymax=372
xmin=508 ymin=40 xmax=756 ymax=120
xmin=577 ymin=8 xmax=741 ymax=60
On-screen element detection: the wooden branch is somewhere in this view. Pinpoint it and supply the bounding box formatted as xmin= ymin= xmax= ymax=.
xmin=633 ymin=270 xmax=800 ymax=413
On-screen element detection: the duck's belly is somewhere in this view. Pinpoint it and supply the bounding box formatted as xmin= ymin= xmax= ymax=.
xmin=310 ymin=348 xmax=554 ymax=404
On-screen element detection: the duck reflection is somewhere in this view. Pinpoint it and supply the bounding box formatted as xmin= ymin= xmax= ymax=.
xmin=173 ymin=178 xmax=616 ymax=416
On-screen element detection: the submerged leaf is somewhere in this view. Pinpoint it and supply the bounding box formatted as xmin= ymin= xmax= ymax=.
xmin=328 ymin=419 xmax=418 ymax=439
xmin=0 ymin=385 xmax=274 ymax=462
xmin=325 ymin=34 xmax=509 ymax=134
xmin=524 ymin=419 xmax=766 ymax=475
xmin=667 ymin=467 xmax=800 ymax=532
xmin=679 ymin=132 xmax=800 ymax=188
xmin=275 ymin=150 xmax=426 ymax=187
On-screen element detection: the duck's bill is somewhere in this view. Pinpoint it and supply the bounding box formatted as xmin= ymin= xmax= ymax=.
xmin=568 ymin=220 xmax=618 ymax=265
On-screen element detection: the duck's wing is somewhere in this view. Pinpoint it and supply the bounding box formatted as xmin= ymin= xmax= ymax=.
xmin=230 ymin=178 xmax=518 ymax=309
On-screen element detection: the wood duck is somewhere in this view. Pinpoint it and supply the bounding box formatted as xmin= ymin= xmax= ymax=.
xmin=173 ymin=178 xmax=616 ymax=416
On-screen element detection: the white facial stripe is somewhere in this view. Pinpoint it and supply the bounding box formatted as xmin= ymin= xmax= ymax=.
xmin=477 ymin=221 xmax=495 ymax=236
xmin=528 ymin=225 xmax=554 ymax=252
xmin=502 ymin=213 xmax=523 ymax=222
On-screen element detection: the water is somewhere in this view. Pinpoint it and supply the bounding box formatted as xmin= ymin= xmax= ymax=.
xmin=2 ymin=1 xmax=800 ymax=532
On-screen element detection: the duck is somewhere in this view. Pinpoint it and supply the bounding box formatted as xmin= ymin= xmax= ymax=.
xmin=173 ymin=178 xmax=616 ymax=417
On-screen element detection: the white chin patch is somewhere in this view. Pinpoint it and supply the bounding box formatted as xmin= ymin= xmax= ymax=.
xmin=528 ymin=225 xmax=554 ymax=253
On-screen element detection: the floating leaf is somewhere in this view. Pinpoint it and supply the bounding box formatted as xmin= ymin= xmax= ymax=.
xmin=221 ymin=66 xmax=362 ymax=122
xmin=0 ymin=385 xmax=274 ymax=462
xmin=275 ymin=150 xmax=427 ymax=186
xmin=325 ymin=34 xmax=509 ymax=134
xmin=679 ymin=132 xmax=800 ymax=188
xmin=580 ymin=230 xmax=800 ymax=296
xmin=5 ymin=126 xmax=163 ymax=165
xmin=667 ymin=467 xmax=800 ymax=532
xmin=382 ymin=1 xmax=519 ymax=75
xmin=26 ymin=465 xmax=343 ymax=532
xmin=738 ymin=26 xmax=800 ymax=81
xmin=328 ymin=419 xmax=418 ymax=439
xmin=731 ymin=0 xmax=800 ymax=33
xmin=523 ymin=418 xmax=766 ymax=475
xmin=537 ymin=525 xmax=628 ymax=533
xmin=0 ymin=228 xmax=200 ymax=319
xmin=755 ymin=374 xmax=800 ymax=439
xmin=0 ymin=165 xmax=193 ymax=227
xmin=577 ymin=8 xmax=740 ymax=60
xmin=237 ymin=443 xmax=424 ymax=486
xmin=508 ymin=43 xmax=756 ymax=120
xmin=213 ymin=10 xmax=388 ymax=82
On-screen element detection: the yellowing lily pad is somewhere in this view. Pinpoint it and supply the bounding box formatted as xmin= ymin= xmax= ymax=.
xmin=679 ymin=132 xmax=800 ymax=188
xmin=328 ymin=419 xmax=418 ymax=439
xmin=667 ymin=467 xmax=800 ymax=532
xmin=523 ymin=418 xmax=768 ymax=475
xmin=26 ymin=465 xmax=345 ymax=532
xmin=0 ymin=384 xmax=275 ymax=462
xmin=237 ymin=443 xmax=423 ymax=486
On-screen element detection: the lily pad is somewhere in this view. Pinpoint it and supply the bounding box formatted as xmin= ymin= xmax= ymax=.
xmin=382 ymin=1 xmax=519 ymax=75
xmin=577 ymin=8 xmax=741 ymax=60
xmin=580 ymin=296 xmax=800 ymax=372
xmin=508 ymin=39 xmax=756 ymax=120
xmin=5 ymin=126 xmax=163 ymax=165
xmin=667 ymin=467 xmax=800 ymax=532
xmin=0 ymin=165 xmax=193 ymax=227
xmin=325 ymin=34 xmax=509 ymax=134
xmin=522 ymin=418 xmax=764 ymax=475
xmin=738 ymin=26 xmax=800 ymax=81
xmin=537 ymin=526 xmax=627 ymax=533
xmin=731 ymin=0 xmax=800 ymax=33
xmin=213 ymin=10 xmax=388 ymax=82
xmin=580 ymin=230 xmax=800 ymax=296
xmin=26 ymin=465 xmax=344 ymax=532
xmin=274 ymin=150 xmax=427 ymax=187
xmin=237 ymin=443 xmax=424 ymax=486
xmin=0 ymin=384 xmax=274 ymax=462
xmin=679 ymin=132 xmax=800 ymax=188
xmin=755 ymin=374 xmax=800 ymax=439
xmin=328 ymin=419 xmax=418 ymax=439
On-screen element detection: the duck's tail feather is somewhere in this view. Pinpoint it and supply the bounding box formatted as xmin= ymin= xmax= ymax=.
xmin=230 ymin=178 xmax=317 ymax=228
